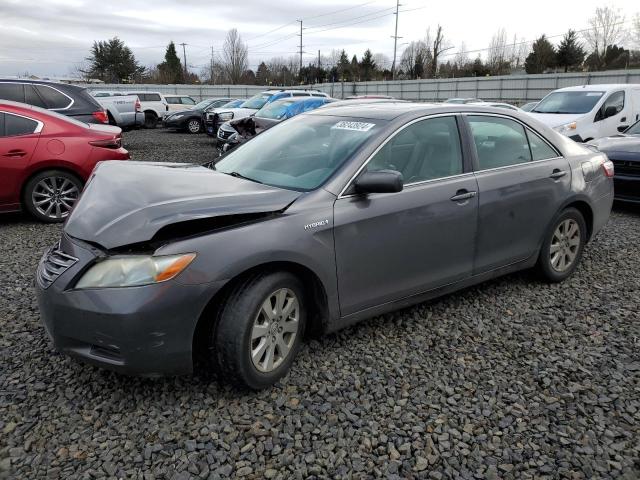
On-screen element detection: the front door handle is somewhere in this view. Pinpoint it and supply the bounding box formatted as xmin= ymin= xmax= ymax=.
xmin=3 ymin=150 xmax=27 ymax=158
xmin=549 ymin=169 xmax=567 ymax=180
xmin=450 ymin=189 xmax=477 ymax=202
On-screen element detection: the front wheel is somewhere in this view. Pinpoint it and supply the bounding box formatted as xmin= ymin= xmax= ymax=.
xmin=186 ymin=119 xmax=202 ymax=134
xmin=23 ymin=170 xmax=83 ymax=223
xmin=536 ymin=208 xmax=586 ymax=282
xmin=213 ymin=272 xmax=306 ymax=389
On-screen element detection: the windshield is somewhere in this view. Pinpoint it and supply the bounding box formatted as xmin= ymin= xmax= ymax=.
xmin=194 ymin=100 xmax=212 ymax=110
xmin=533 ymin=91 xmax=604 ymax=114
xmin=626 ymin=120 xmax=640 ymax=135
xmin=222 ymin=99 xmax=244 ymax=108
xmin=241 ymin=93 xmax=272 ymax=110
xmin=256 ymin=100 xmax=297 ymax=120
xmin=215 ymin=115 xmax=385 ymax=191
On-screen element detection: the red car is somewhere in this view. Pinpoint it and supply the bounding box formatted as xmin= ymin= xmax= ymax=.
xmin=0 ymin=101 xmax=129 ymax=222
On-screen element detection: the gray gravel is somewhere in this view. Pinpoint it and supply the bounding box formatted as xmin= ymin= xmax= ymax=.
xmin=1 ymin=128 xmax=639 ymax=479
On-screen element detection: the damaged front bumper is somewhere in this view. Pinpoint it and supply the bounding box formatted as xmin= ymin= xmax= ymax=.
xmin=35 ymin=234 xmax=221 ymax=376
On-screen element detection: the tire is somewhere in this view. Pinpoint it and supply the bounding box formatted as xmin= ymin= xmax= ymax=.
xmin=213 ymin=272 xmax=306 ymax=390
xmin=144 ymin=111 xmax=157 ymax=129
xmin=186 ymin=119 xmax=202 ymax=134
xmin=536 ymin=207 xmax=587 ymax=282
xmin=23 ymin=170 xmax=83 ymax=223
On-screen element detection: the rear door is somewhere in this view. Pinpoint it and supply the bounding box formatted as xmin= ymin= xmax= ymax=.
xmin=0 ymin=112 xmax=42 ymax=208
xmin=333 ymin=115 xmax=478 ymax=316
xmin=466 ymin=114 xmax=571 ymax=273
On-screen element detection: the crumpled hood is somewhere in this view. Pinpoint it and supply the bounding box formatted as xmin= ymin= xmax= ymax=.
xmin=64 ymin=161 xmax=301 ymax=249
xmin=527 ymin=112 xmax=584 ymax=128
xmin=589 ymin=135 xmax=640 ymax=154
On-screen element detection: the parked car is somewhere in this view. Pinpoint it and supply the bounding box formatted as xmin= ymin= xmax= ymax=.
xmin=204 ymin=89 xmax=329 ymax=137
xmin=90 ymin=91 xmax=144 ymax=130
xmin=528 ymin=84 xmax=640 ymax=142
xmin=445 ymin=98 xmax=483 ymax=104
xmin=163 ymin=98 xmax=238 ymax=134
xmin=474 ymin=102 xmax=521 ymax=111
xmin=589 ymin=119 xmax=640 ymax=203
xmin=164 ymin=95 xmax=197 ymax=113
xmin=36 ymin=103 xmax=613 ymax=389
xmin=0 ymin=101 xmax=129 ymax=222
xmin=0 ymin=79 xmax=108 ymax=124
xmin=217 ymin=97 xmax=335 ymax=150
xmin=125 ymin=91 xmax=168 ymax=129
xmin=521 ymin=101 xmax=539 ymax=112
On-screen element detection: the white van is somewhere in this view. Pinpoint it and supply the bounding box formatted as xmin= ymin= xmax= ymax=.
xmin=528 ymin=84 xmax=640 ymax=142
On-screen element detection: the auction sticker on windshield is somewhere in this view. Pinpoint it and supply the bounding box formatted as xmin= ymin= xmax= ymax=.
xmin=332 ymin=121 xmax=376 ymax=132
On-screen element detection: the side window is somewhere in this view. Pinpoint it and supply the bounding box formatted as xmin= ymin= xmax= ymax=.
xmin=182 ymin=97 xmax=196 ymax=105
xmin=291 ymin=92 xmax=308 ymax=97
xmin=0 ymin=113 xmax=5 ymax=135
xmin=36 ymin=86 xmax=71 ymax=109
xmin=526 ymin=129 xmax=559 ymax=161
xmin=4 ymin=113 xmax=39 ymax=136
xmin=468 ymin=116 xmax=532 ymax=170
xmin=366 ymin=116 xmax=463 ymax=184
xmin=24 ymin=85 xmax=47 ymax=108
xmin=148 ymin=94 xmax=162 ymax=101
xmin=166 ymin=97 xmax=180 ymax=104
xmin=0 ymin=83 xmax=25 ymax=102
xmin=598 ymin=91 xmax=624 ymax=120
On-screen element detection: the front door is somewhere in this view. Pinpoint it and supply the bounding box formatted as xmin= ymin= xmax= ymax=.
xmin=465 ymin=114 xmax=572 ymax=273
xmin=0 ymin=112 xmax=41 ymax=209
xmin=333 ymin=115 xmax=478 ymax=316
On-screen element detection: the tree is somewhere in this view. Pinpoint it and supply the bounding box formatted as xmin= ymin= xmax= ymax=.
xmin=583 ymin=6 xmax=625 ymax=59
xmin=525 ymin=35 xmax=557 ymax=74
xmin=157 ymin=41 xmax=184 ymax=84
xmin=556 ymin=30 xmax=586 ymax=72
xmin=86 ymin=37 xmax=143 ymax=83
xmin=633 ymin=13 xmax=640 ymax=49
xmin=350 ymin=55 xmax=360 ymax=81
xmin=429 ymin=25 xmax=447 ymax=78
xmin=337 ymin=50 xmax=350 ymax=80
xmin=360 ymin=49 xmax=376 ymax=81
xmin=586 ymin=44 xmax=630 ymax=71
xmin=256 ymin=62 xmax=269 ymax=85
xmin=487 ymin=29 xmax=510 ymax=75
xmin=222 ymin=29 xmax=248 ymax=84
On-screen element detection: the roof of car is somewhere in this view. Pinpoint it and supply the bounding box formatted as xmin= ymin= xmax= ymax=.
xmin=0 ymin=78 xmax=82 ymax=90
xmin=308 ymin=101 xmax=532 ymax=121
xmin=556 ymin=84 xmax=639 ymax=92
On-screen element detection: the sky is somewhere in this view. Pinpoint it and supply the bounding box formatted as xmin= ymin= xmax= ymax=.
xmin=0 ymin=0 xmax=637 ymax=77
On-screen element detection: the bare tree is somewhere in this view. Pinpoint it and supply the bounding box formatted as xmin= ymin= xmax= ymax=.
xmin=506 ymin=35 xmax=530 ymax=70
xmin=583 ymin=6 xmax=625 ymax=57
xmin=222 ymin=29 xmax=248 ymax=84
xmin=454 ymin=42 xmax=469 ymax=67
xmin=487 ymin=28 xmax=509 ymax=74
xmin=632 ymin=13 xmax=640 ymax=49
xmin=429 ymin=25 xmax=449 ymax=78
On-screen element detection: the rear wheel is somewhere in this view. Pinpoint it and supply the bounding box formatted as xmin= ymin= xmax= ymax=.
xmin=536 ymin=208 xmax=586 ymax=282
xmin=144 ymin=111 xmax=157 ymax=129
xmin=23 ymin=170 xmax=83 ymax=223
xmin=186 ymin=119 xmax=202 ymax=134
xmin=212 ymin=272 xmax=306 ymax=389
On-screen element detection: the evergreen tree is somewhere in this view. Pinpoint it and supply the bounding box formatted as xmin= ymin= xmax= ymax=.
xmin=158 ymin=42 xmax=184 ymax=84
xmin=525 ymin=35 xmax=557 ymax=74
xmin=360 ymin=49 xmax=376 ymax=81
xmin=86 ymin=37 xmax=143 ymax=83
xmin=337 ymin=50 xmax=350 ymax=80
xmin=557 ymin=30 xmax=586 ymax=72
xmin=350 ymin=55 xmax=360 ymax=81
xmin=256 ymin=62 xmax=269 ymax=85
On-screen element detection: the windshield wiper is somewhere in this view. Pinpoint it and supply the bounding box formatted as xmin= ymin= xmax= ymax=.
xmin=226 ymin=171 xmax=263 ymax=184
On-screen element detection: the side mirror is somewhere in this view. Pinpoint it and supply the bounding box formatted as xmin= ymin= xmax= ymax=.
xmin=354 ymin=170 xmax=403 ymax=194
xmin=604 ymin=105 xmax=619 ymax=119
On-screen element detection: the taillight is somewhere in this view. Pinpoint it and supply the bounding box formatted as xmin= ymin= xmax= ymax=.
xmin=92 ymin=110 xmax=109 ymax=124
xmin=602 ymin=159 xmax=614 ymax=178
xmin=89 ymin=136 xmax=122 ymax=149
xmin=135 ymin=99 xmax=141 ymax=112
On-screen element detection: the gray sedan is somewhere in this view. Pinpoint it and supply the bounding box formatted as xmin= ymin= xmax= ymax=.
xmin=36 ymin=103 xmax=614 ymax=389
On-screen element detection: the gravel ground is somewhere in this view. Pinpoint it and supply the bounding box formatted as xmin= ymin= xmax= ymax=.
xmin=1 ymin=128 xmax=639 ymax=479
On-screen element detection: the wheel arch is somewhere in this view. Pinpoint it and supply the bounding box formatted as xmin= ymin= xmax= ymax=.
xmin=562 ymin=198 xmax=594 ymax=241
xmin=192 ymin=260 xmax=330 ymax=365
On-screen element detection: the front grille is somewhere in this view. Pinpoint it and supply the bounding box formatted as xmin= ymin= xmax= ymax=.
xmin=37 ymin=242 xmax=78 ymax=289
xmin=612 ymin=160 xmax=640 ymax=177
xmin=218 ymin=129 xmax=234 ymax=140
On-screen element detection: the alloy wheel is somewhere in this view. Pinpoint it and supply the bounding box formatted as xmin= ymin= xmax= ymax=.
xmin=250 ymin=288 xmax=299 ymax=373
xmin=187 ymin=120 xmax=201 ymax=133
xmin=549 ymin=219 xmax=581 ymax=272
xmin=31 ymin=176 xmax=79 ymax=220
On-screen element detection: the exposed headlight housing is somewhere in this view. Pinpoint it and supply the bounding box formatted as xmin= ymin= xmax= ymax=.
xmin=218 ymin=112 xmax=234 ymax=121
xmin=553 ymin=122 xmax=577 ymax=135
xmin=75 ymin=253 xmax=196 ymax=289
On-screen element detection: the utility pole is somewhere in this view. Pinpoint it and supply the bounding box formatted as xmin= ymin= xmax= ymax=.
xmin=297 ymin=20 xmax=303 ymax=82
xmin=391 ymin=0 xmax=402 ymax=80
xmin=179 ymin=42 xmax=188 ymax=80
xmin=210 ymin=46 xmax=215 ymax=85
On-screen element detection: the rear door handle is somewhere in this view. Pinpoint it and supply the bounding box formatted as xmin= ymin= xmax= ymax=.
xmin=450 ymin=189 xmax=477 ymax=202
xmin=3 ymin=150 xmax=27 ymax=158
xmin=549 ymin=169 xmax=567 ymax=180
